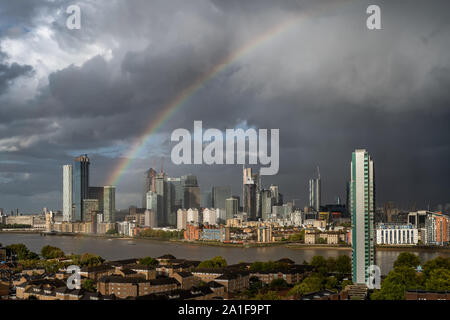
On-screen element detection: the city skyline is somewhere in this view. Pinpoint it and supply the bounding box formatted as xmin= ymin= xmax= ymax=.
xmin=1 ymin=0 xmax=450 ymax=212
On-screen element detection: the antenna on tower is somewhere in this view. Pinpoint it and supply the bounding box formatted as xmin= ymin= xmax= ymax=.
xmin=317 ymin=166 xmax=320 ymax=179
xmin=161 ymin=157 xmax=164 ymax=174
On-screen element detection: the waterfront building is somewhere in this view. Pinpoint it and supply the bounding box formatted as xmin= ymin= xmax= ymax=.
xmin=376 ymin=223 xmax=418 ymax=245
xmin=82 ymin=199 xmax=99 ymax=222
xmin=425 ymin=212 xmax=449 ymax=245
xmin=257 ymin=225 xmax=272 ymax=243
xmin=144 ymin=209 xmax=157 ymax=228
xmin=186 ymin=208 xmax=200 ymax=224
xmin=177 ymin=209 xmax=187 ymax=230
xmin=62 ymin=165 xmax=73 ymax=222
xmin=202 ymin=208 xmax=217 ymax=226
xmin=350 ymin=149 xmax=376 ymax=285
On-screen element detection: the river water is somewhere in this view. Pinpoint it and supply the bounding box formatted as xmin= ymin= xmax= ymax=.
xmin=1 ymin=233 xmax=448 ymax=275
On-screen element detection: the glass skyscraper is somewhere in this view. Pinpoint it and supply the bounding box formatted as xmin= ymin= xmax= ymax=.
xmin=350 ymin=149 xmax=376 ymax=284
xmin=73 ymin=155 xmax=90 ymax=222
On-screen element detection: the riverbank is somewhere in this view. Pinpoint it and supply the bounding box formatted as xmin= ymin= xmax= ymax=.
xmin=2 ymin=230 xmax=449 ymax=252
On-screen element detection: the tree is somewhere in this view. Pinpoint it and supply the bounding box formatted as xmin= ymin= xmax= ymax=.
xmin=253 ymin=290 xmax=281 ymax=300
xmin=335 ymin=255 xmax=351 ymax=275
xmin=106 ymin=229 xmax=117 ymax=235
xmin=72 ymin=253 xmax=104 ymax=267
xmin=82 ymin=279 xmax=97 ymax=292
xmin=422 ymin=256 xmax=450 ymax=279
xmin=425 ymin=268 xmax=450 ymax=291
xmin=7 ymin=243 xmax=39 ymax=260
xmin=269 ymin=278 xmax=288 ymax=289
xmin=393 ymin=252 xmax=421 ymax=269
xmin=288 ymin=275 xmax=324 ymax=297
xmin=138 ymin=257 xmax=159 ymax=267
xmin=198 ymin=256 xmax=227 ymax=269
xmin=310 ymin=256 xmax=327 ymax=275
xmin=41 ymin=245 xmax=65 ymax=259
xmin=371 ymin=266 xmax=420 ymax=300
xmin=317 ymin=237 xmax=327 ymax=244
xmin=325 ymin=257 xmax=336 ymax=273
xmin=325 ymin=276 xmax=338 ymax=290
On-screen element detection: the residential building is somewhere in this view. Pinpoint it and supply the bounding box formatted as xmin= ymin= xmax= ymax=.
xmin=63 ymin=165 xmax=73 ymax=222
xmin=350 ymin=149 xmax=376 ymax=285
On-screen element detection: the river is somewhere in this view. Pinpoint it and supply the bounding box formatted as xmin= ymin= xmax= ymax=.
xmin=1 ymin=233 xmax=448 ymax=275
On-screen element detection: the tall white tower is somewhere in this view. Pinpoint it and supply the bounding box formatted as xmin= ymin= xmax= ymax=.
xmin=63 ymin=165 xmax=73 ymax=222
xmin=350 ymin=149 xmax=376 ymax=284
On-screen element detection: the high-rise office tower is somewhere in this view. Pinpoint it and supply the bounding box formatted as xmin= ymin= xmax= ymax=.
xmin=225 ymin=197 xmax=239 ymax=221
xmin=155 ymin=172 xmax=169 ymax=226
xmin=309 ymin=167 xmax=321 ymax=211
xmin=103 ymin=186 xmax=116 ymax=223
xmin=269 ymin=185 xmax=281 ymax=206
xmin=261 ymin=189 xmax=274 ymax=221
xmin=73 ymin=155 xmax=90 ymax=222
xmin=201 ymin=191 xmax=212 ymax=208
xmin=142 ymin=168 xmax=157 ymax=208
xmin=88 ymin=186 xmax=104 ymax=213
xmin=350 ymin=149 xmax=376 ymax=284
xmin=167 ymin=177 xmax=183 ymax=226
xmin=63 ymin=165 xmax=73 ymax=222
xmin=243 ymin=166 xmax=257 ymax=220
xmin=182 ymin=174 xmax=200 ymax=209
xmin=146 ymin=190 xmax=162 ymax=227
xmin=212 ymin=186 xmax=232 ymax=210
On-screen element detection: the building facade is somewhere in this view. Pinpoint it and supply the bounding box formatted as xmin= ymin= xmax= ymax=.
xmin=350 ymin=149 xmax=376 ymax=285
xmin=63 ymin=165 xmax=73 ymax=222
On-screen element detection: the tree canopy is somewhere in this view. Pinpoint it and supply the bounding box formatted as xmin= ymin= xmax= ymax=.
xmin=198 ymin=256 xmax=227 ymax=269
xmin=138 ymin=257 xmax=159 ymax=266
xmin=41 ymin=245 xmax=65 ymax=259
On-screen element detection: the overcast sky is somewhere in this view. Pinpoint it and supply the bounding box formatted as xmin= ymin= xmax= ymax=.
xmin=0 ymin=0 xmax=449 ymax=213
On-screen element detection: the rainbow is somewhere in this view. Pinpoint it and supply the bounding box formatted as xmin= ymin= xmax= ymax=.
xmin=106 ymin=0 xmax=352 ymax=187
xmin=106 ymin=15 xmax=303 ymax=186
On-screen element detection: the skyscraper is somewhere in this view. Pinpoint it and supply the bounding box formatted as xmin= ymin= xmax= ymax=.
xmin=146 ymin=190 xmax=162 ymax=227
xmin=225 ymin=197 xmax=239 ymax=221
xmin=88 ymin=186 xmax=104 ymax=213
xmin=309 ymin=167 xmax=321 ymax=211
xmin=212 ymin=186 xmax=232 ymax=210
xmin=142 ymin=168 xmax=157 ymax=208
xmin=261 ymin=189 xmax=274 ymax=221
xmin=63 ymin=165 xmax=73 ymax=222
xmin=350 ymin=149 xmax=376 ymax=284
xmin=73 ymin=155 xmax=90 ymax=222
xmin=243 ymin=166 xmax=257 ymax=220
xmin=155 ymin=172 xmax=169 ymax=225
xmin=168 ymin=177 xmax=183 ymax=226
xmin=103 ymin=186 xmax=116 ymax=223
xmin=182 ymin=174 xmax=200 ymax=209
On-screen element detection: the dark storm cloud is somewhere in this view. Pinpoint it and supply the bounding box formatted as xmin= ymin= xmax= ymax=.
xmin=0 ymin=0 xmax=449 ymax=212
xmin=0 ymin=50 xmax=33 ymax=95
